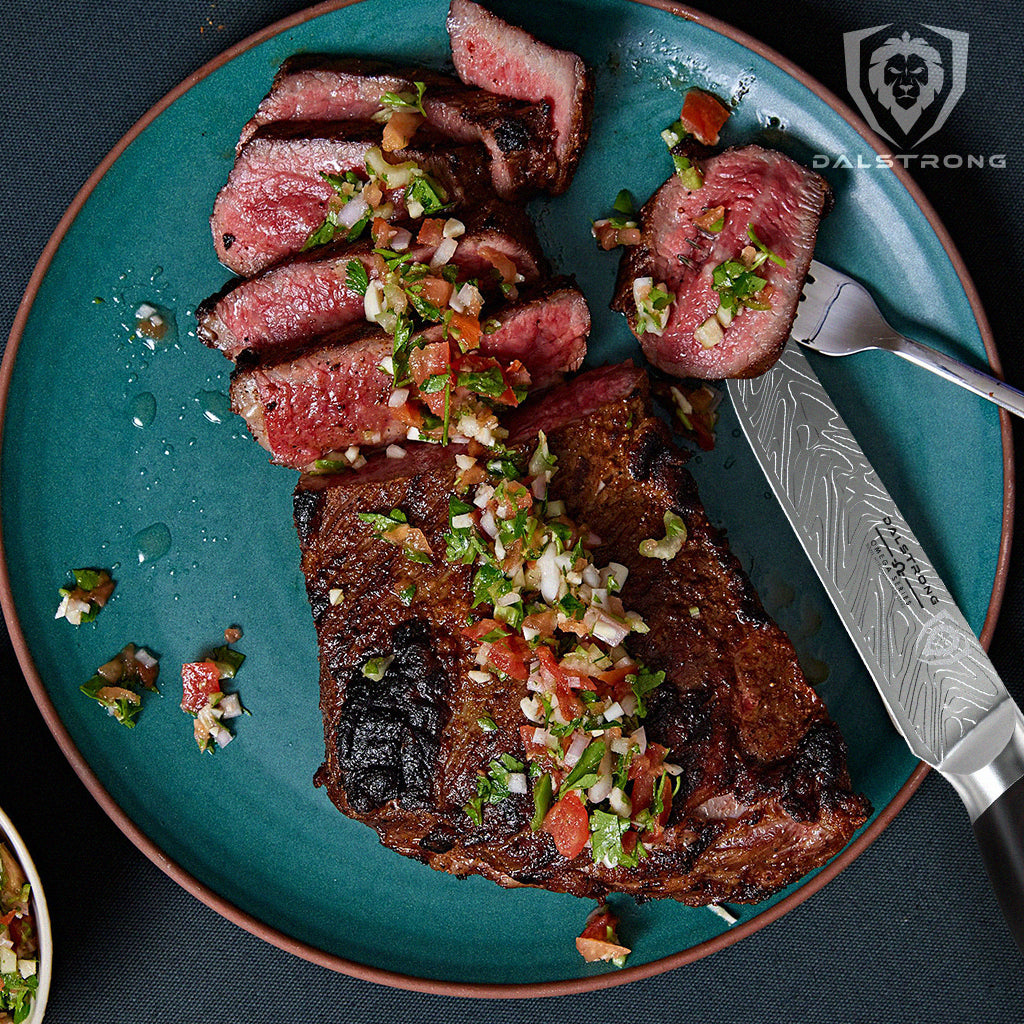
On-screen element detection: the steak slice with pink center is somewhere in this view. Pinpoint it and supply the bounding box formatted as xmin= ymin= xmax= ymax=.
xmin=230 ymin=280 xmax=590 ymax=469
xmin=613 ymin=145 xmax=830 ymax=379
xmin=237 ymin=55 xmax=559 ymax=199
xmin=198 ymin=202 xmax=546 ymax=360
xmin=211 ymin=122 xmax=492 ymax=277
xmin=446 ymin=0 xmax=593 ymax=194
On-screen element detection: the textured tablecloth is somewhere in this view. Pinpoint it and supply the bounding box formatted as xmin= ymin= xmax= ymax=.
xmin=2 ymin=0 xmax=1022 ymax=1020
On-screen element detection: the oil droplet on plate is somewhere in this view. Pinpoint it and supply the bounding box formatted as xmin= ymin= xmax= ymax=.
xmin=134 ymin=522 xmax=171 ymax=564
xmin=130 ymin=392 xmax=157 ymax=428
xmin=198 ymin=390 xmax=232 ymax=424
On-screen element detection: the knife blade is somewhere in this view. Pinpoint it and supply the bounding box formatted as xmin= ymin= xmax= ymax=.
xmin=728 ymin=340 xmax=1024 ymax=954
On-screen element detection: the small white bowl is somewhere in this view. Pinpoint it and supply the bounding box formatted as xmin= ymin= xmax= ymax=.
xmin=0 ymin=806 xmax=51 ymax=1024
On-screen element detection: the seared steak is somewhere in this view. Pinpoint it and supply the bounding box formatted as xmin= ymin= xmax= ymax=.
xmin=198 ymin=202 xmax=546 ymax=360
xmin=295 ymin=364 xmax=870 ymax=903
xmin=230 ymin=280 xmax=590 ymax=468
xmin=447 ymin=0 xmax=593 ymax=194
xmin=613 ymin=145 xmax=830 ymax=378
xmin=238 ymin=55 xmax=559 ymax=199
xmin=211 ymin=123 xmax=492 ymax=276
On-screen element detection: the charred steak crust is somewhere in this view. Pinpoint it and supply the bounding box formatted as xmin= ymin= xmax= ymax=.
xmin=295 ymin=366 xmax=870 ymax=903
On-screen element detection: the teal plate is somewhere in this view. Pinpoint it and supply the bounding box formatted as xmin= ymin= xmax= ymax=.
xmin=0 ymin=0 xmax=1011 ymax=996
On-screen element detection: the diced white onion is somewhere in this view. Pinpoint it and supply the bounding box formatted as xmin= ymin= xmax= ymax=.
xmin=587 ymin=773 xmax=614 ymax=804
xmin=390 ymin=226 xmax=413 ymax=251
xmin=564 ymin=732 xmax=589 ymax=768
xmin=449 ymin=282 xmax=483 ymax=315
xmin=603 ymin=701 xmax=624 ymax=722
xmin=546 ymin=500 xmax=566 ymax=517
xmin=388 ymin=387 xmax=410 ymax=408
xmin=520 ymin=696 xmax=543 ymax=722
xmin=479 ymin=509 xmax=498 ymax=539
xmin=468 ymin=670 xmax=493 ymax=684
xmin=379 ymin=355 xmax=395 ymax=376
xmin=609 ymin=787 xmax=632 ymax=818
xmin=532 ymin=726 xmax=553 ymax=746
xmin=521 ymin=625 xmax=540 ymax=643
xmin=455 ymin=454 xmax=476 ymax=470
xmin=451 ymin=513 xmax=474 ymax=530
xmin=610 ymin=736 xmax=631 ymax=756
xmin=385 ymin=445 xmax=406 ymax=459
xmin=134 ymin=647 xmax=158 ymax=669
xmin=17 ymin=959 xmax=37 ymax=979
xmin=507 ymin=773 xmax=528 ymax=795
xmin=442 ymin=217 xmax=466 ymax=238
xmin=629 ymin=726 xmax=647 ymax=755
xmin=329 ymin=588 xmax=344 ymax=606
xmin=538 ymin=544 xmax=561 ymax=604
xmin=214 ymin=727 xmax=234 ymax=749
xmin=338 ymin=193 xmax=370 ymax=229
xmin=496 ymin=591 xmax=522 ymax=607
xmin=582 ymin=565 xmax=601 ymax=588
xmin=430 ymin=236 xmax=458 ymax=268
xmin=364 ymin=279 xmax=384 ymax=319
xmin=218 ymin=693 xmax=243 ymax=719
xmin=619 ymin=693 xmax=638 ymax=718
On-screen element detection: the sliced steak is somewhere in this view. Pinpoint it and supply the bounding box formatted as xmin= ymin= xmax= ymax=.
xmin=447 ymin=0 xmax=593 ymax=193
xmin=230 ymin=280 xmax=590 ymax=468
xmin=198 ymin=202 xmax=546 ymax=360
xmin=211 ymin=122 xmax=491 ymax=276
xmin=238 ymin=55 xmax=559 ymax=199
xmin=613 ymin=145 xmax=830 ymax=378
xmin=294 ymin=364 xmax=870 ymax=903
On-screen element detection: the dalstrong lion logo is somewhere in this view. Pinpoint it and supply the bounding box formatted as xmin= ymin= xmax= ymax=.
xmin=845 ymin=24 xmax=968 ymax=149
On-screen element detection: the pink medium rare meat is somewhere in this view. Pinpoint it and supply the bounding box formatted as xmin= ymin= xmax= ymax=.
xmin=230 ymin=280 xmax=590 ymax=468
xmin=447 ymin=0 xmax=593 ymax=194
xmin=211 ymin=123 xmax=491 ymax=276
xmin=613 ymin=145 xmax=830 ymax=379
xmin=237 ymin=55 xmax=559 ymax=199
xmin=198 ymin=202 xmax=546 ymax=359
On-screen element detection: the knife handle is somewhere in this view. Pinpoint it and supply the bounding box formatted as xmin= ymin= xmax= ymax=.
xmin=973 ymin=774 xmax=1024 ymax=955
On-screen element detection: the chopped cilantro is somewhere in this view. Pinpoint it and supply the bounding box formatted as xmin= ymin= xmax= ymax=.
xmin=559 ymin=741 xmax=607 ymax=798
xmin=345 ymin=259 xmax=370 ymax=295
xmin=531 ymin=772 xmax=553 ymax=830
xmin=590 ymin=809 xmax=643 ymax=868
xmin=464 ymin=753 xmax=525 ymax=824
xmin=628 ymin=664 xmax=666 ymax=718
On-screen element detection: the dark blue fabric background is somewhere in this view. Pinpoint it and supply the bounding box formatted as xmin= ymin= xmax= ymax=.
xmin=2 ymin=1 xmax=1022 ymax=1019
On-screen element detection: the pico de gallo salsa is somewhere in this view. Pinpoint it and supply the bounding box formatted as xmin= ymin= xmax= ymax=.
xmin=362 ymin=432 xmax=687 ymax=877
xmin=0 ymin=843 xmax=37 ymax=1024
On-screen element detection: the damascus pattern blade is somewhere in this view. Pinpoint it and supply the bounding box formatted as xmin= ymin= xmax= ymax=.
xmin=729 ymin=341 xmax=1007 ymax=771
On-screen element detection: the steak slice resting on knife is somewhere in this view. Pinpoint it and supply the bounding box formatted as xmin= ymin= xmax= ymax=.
xmin=294 ymin=363 xmax=870 ymax=904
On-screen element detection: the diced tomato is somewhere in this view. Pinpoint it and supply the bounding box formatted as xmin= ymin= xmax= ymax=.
xmin=416 ymin=218 xmax=446 ymax=247
xmin=628 ymin=743 xmax=670 ymax=819
xmin=542 ymin=791 xmax=590 ymax=859
xmin=478 ymin=244 xmax=518 ymax=284
xmin=486 ymin=635 xmax=531 ymax=681
xmin=419 ymin=275 xmax=454 ymax=308
xmin=679 ymin=88 xmax=731 ymax=146
xmin=382 ymin=110 xmax=422 ymax=152
xmin=522 ymin=609 xmax=557 ymax=638
xmin=409 ymin=341 xmax=451 ymax=386
xmin=580 ymin=907 xmax=618 ymax=941
xmin=371 ymin=218 xmax=396 ymax=248
xmin=463 ymin=618 xmax=506 ymax=641
xmin=390 ymin=402 xmax=424 ymax=428
xmin=409 ymin=341 xmax=453 ymax=416
xmin=448 ymin=311 xmax=482 ymax=352
xmin=181 ymin=661 xmax=221 ymax=713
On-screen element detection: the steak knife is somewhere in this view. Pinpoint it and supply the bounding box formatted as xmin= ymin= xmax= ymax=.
xmin=728 ymin=341 xmax=1024 ymax=954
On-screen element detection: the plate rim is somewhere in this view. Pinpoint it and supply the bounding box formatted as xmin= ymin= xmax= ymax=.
xmin=0 ymin=0 xmax=1013 ymax=998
